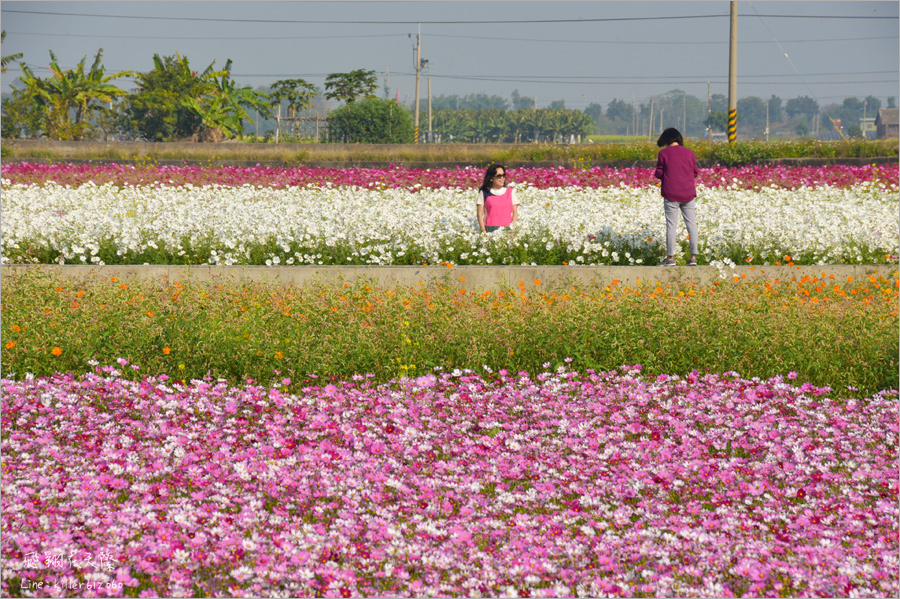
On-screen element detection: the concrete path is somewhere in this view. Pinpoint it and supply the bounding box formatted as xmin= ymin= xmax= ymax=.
xmin=2 ymin=264 xmax=896 ymax=291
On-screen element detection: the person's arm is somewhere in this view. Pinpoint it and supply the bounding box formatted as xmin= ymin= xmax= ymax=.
xmin=654 ymin=152 xmax=665 ymax=181
xmin=510 ymin=190 xmax=519 ymax=226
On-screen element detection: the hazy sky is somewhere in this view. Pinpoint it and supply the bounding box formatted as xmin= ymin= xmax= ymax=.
xmin=2 ymin=1 xmax=898 ymax=110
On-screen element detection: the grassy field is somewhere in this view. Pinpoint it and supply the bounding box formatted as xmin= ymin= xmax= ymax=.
xmin=2 ymin=137 xmax=897 ymax=166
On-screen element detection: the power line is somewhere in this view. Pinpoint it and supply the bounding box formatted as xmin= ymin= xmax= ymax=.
xmin=3 ymin=9 xmax=896 ymax=24
xmin=5 ymin=31 xmax=410 ymax=41
xmin=8 ymin=29 xmax=894 ymax=45
xmin=429 ymin=34 xmax=898 ymax=46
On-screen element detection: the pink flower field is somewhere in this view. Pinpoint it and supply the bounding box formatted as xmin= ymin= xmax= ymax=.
xmin=2 ymin=365 xmax=897 ymax=598
xmin=2 ymin=161 xmax=897 ymax=191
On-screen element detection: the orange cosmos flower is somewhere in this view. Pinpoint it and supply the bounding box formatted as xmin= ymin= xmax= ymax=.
xmin=51 ymin=347 xmax=62 ymax=356
xmin=5 ymin=341 xmax=16 ymax=349
xmin=163 ymin=347 xmax=171 ymax=355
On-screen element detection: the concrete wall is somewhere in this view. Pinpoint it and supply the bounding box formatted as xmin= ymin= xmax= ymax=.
xmin=2 ymin=264 xmax=896 ymax=291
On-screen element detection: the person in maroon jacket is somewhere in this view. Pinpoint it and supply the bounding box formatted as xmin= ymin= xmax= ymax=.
xmin=654 ymin=128 xmax=699 ymax=266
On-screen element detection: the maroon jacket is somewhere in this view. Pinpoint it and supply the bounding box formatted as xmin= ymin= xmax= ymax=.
xmin=654 ymin=144 xmax=699 ymax=203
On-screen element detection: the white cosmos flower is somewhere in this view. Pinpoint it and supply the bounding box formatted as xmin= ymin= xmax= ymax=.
xmin=1 ymin=180 xmax=896 ymax=266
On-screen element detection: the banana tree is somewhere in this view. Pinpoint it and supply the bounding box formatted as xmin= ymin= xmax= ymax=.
xmin=508 ymin=110 xmax=529 ymax=143
xmin=1 ymin=30 xmax=23 ymax=73
xmin=16 ymin=49 xmax=131 ymax=140
xmin=481 ymin=108 xmax=509 ymax=142
xmin=177 ymin=58 xmax=270 ymax=141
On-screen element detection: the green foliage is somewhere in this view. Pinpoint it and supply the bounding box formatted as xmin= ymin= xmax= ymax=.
xmin=324 ymin=69 xmax=379 ymax=104
xmin=2 ymin=272 xmax=896 ymax=396
xmin=432 ymin=107 xmax=593 ymax=143
xmin=0 ymin=30 xmax=23 ymax=73
xmin=270 ymin=78 xmax=317 ymax=138
xmin=122 ymin=54 xmax=219 ymax=141
xmin=327 ymin=98 xmax=414 ymax=143
xmin=10 ymin=49 xmax=132 ymax=140
xmin=121 ymin=54 xmax=267 ymax=142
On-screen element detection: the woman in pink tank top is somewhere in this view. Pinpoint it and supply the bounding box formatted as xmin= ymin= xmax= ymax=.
xmin=476 ymin=164 xmax=520 ymax=233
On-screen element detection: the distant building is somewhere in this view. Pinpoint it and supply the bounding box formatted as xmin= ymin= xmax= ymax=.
xmin=875 ymin=108 xmax=899 ymax=139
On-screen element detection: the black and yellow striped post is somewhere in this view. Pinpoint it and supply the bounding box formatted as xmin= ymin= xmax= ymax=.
xmin=728 ymin=108 xmax=737 ymax=143
xmin=414 ymin=125 xmax=419 ymax=144
xmin=727 ymin=2 xmax=738 ymax=144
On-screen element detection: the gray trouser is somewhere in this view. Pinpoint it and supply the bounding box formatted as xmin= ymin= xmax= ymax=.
xmin=664 ymin=199 xmax=699 ymax=256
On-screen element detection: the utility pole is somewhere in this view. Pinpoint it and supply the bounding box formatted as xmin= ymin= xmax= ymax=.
xmin=414 ymin=24 xmax=421 ymax=144
xmin=275 ymin=104 xmax=281 ymax=144
xmin=727 ymin=1 xmax=738 ymax=143
xmin=707 ymin=80 xmax=711 ymax=142
xmin=682 ymin=93 xmax=686 ymax=135
xmin=648 ymin=97 xmax=655 ymax=140
xmin=862 ymin=98 xmax=867 ymax=139
xmin=765 ymin=100 xmax=770 ymax=142
xmin=428 ymin=77 xmax=432 ymax=142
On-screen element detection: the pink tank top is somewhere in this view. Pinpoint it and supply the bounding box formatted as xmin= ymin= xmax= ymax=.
xmin=483 ymin=188 xmax=513 ymax=227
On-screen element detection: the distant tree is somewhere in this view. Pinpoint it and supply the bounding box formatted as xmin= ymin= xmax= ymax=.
xmin=606 ymin=99 xmax=632 ymax=123
xmin=2 ymin=88 xmax=42 ymax=138
xmin=548 ymin=99 xmax=566 ymax=110
xmin=511 ymin=89 xmax=535 ymax=110
xmin=324 ymin=69 xmax=378 ymax=104
xmin=888 ymin=97 xmax=896 ymax=109
xmin=767 ymin=95 xmax=784 ymax=122
xmin=327 ymin=97 xmax=413 ymax=143
xmin=709 ymin=93 xmax=728 ymax=113
xmin=736 ymin=96 xmax=767 ymax=130
xmin=846 ymin=124 xmax=862 ymax=138
xmin=795 ymin=122 xmax=810 ymax=136
xmin=863 ymin=95 xmax=881 ymax=114
xmin=460 ymin=93 xmax=509 ymax=111
xmin=705 ymin=111 xmax=730 ymax=133
xmin=430 ymin=94 xmax=462 ymax=110
xmin=842 ymin=97 xmax=864 ymax=115
xmin=786 ymin=96 xmax=819 ymax=121
xmin=270 ymin=78 xmax=317 ymax=137
xmin=583 ymin=102 xmax=603 ymax=125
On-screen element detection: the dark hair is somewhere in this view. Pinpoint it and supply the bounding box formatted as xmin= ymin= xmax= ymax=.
xmin=657 ymin=128 xmax=684 ymax=147
xmin=480 ymin=164 xmax=509 ymax=192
